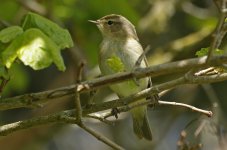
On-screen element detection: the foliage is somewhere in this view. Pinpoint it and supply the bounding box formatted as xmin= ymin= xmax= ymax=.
xmin=0 ymin=12 xmax=73 ymax=74
xmin=195 ymin=47 xmax=224 ymax=57
xmin=22 ymin=12 xmax=73 ymax=49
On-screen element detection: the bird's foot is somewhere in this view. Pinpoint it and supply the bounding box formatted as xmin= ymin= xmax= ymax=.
xmin=111 ymin=107 xmax=120 ymax=119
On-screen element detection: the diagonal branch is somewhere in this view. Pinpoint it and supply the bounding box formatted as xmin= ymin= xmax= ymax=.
xmin=1 ymin=55 xmax=227 ymax=111
xmin=206 ymin=0 xmax=227 ymax=62
xmin=78 ymin=123 xmax=124 ymax=150
xmin=2 ymin=71 xmax=227 ymax=136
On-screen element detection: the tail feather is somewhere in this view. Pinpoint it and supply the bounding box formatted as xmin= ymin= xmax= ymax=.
xmin=132 ymin=117 xmax=143 ymax=139
xmin=142 ymin=114 xmax=152 ymax=140
xmin=131 ymin=105 xmax=152 ymax=140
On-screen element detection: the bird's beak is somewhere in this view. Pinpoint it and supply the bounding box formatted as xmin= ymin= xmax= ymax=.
xmin=88 ymin=20 xmax=99 ymax=24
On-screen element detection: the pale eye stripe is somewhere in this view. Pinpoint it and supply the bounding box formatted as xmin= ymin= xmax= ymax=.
xmin=102 ymin=15 xmax=121 ymax=20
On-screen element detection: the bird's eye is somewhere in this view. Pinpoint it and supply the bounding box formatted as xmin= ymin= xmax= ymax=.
xmin=107 ymin=20 xmax=113 ymax=25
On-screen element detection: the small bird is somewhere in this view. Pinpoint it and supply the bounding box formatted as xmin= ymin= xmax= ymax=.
xmin=89 ymin=14 xmax=154 ymax=140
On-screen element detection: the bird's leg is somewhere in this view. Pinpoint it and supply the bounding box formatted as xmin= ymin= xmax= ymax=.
xmin=147 ymin=94 xmax=160 ymax=108
xmin=110 ymin=94 xmax=124 ymax=119
xmin=110 ymin=107 xmax=120 ymax=119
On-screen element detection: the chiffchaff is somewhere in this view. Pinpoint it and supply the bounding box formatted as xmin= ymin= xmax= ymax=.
xmin=90 ymin=14 xmax=153 ymax=140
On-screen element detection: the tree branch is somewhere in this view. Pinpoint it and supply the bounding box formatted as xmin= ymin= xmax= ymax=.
xmin=0 ymin=89 xmax=213 ymax=137
xmin=1 ymin=55 xmax=227 ymax=110
xmin=1 ymin=63 xmax=227 ymax=137
xmin=3 ymin=69 xmax=227 ymax=135
xmin=158 ymin=101 xmax=212 ymax=117
xmin=0 ymin=111 xmax=75 ymax=136
xmin=78 ymin=123 xmax=124 ymax=150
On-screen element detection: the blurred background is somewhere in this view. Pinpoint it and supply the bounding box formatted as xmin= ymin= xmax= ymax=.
xmin=0 ymin=0 xmax=227 ymax=149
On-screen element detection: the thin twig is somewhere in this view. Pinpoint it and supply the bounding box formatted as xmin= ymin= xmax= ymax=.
xmin=75 ymin=85 xmax=82 ymax=122
xmin=61 ymin=115 xmax=124 ymax=150
xmin=78 ymin=123 xmax=124 ymax=150
xmin=194 ymin=67 xmax=216 ymax=76
xmin=159 ymin=89 xmax=172 ymax=97
xmin=206 ymin=0 xmax=227 ymax=62
xmin=194 ymin=120 xmax=207 ymax=137
xmin=74 ymin=62 xmax=85 ymax=123
xmin=75 ymin=61 xmax=85 ymax=83
xmin=134 ymin=45 xmax=150 ymax=67
xmin=85 ymin=114 xmax=115 ymax=125
xmin=158 ymin=101 xmax=212 ymax=117
xmin=104 ymin=97 xmax=212 ymax=119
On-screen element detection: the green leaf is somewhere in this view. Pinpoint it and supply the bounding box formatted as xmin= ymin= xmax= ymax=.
xmin=1 ymin=28 xmax=66 ymax=71
xmin=107 ymin=55 xmax=125 ymax=72
xmin=22 ymin=12 xmax=73 ymax=49
xmin=195 ymin=47 xmax=209 ymax=57
xmin=215 ymin=48 xmax=224 ymax=55
xmin=0 ymin=26 xmax=23 ymax=43
xmin=195 ymin=47 xmax=224 ymax=57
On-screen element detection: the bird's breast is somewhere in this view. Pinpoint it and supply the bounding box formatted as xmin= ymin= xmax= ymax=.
xmin=98 ymin=38 xmax=148 ymax=97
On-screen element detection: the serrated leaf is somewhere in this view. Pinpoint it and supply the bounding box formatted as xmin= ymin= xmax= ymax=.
xmin=1 ymin=28 xmax=66 ymax=71
xmin=22 ymin=12 xmax=73 ymax=49
xmin=0 ymin=26 xmax=23 ymax=43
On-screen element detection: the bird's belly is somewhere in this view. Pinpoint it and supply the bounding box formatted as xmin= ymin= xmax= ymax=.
xmin=99 ymin=53 xmax=148 ymax=97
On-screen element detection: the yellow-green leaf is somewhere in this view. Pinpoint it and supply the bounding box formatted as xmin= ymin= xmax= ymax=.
xmin=0 ymin=26 xmax=23 ymax=43
xmin=1 ymin=28 xmax=65 ymax=71
xmin=22 ymin=12 xmax=73 ymax=49
xmin=107 ymin=56 xmax=125 ymax=72
xmin=195 ymin=47 xmax=224 ymax=57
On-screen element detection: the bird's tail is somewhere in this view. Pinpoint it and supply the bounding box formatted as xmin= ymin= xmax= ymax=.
xmin=131 ymin=103 xmax=152 ymax=140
